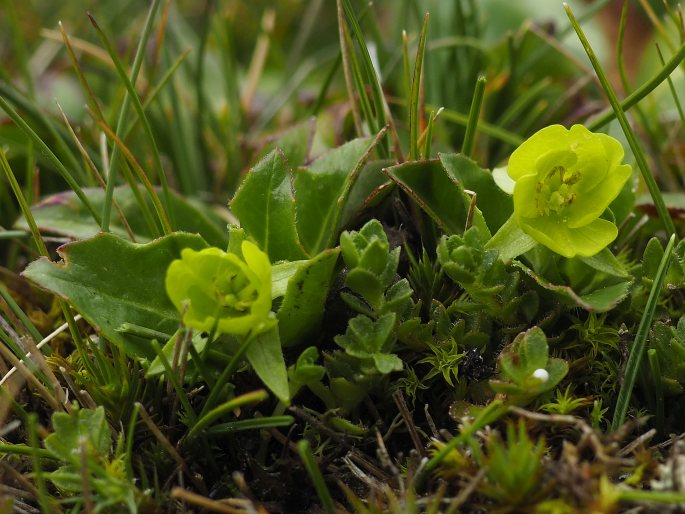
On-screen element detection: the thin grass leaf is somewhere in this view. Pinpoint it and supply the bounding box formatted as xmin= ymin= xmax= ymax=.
xmin=92 ymin=112 xmax=172 ymax=235
xmin=461 ymin=75 xmax=486 ymax=157
xmin=612 ymin=234 xmax=675 ymax=431
xmin=124 ymin=402 xmax=139 ymax=481
xmin=341 ymin=0 xmax=391 ymax=158
xmin=59 ymin=22 xmax=105 ymax=122
xmin=56 ymin=103 xmax=137 ymax=241
xmin=409 ymin=13 xmax=429 ymax=161
xmin=647 ymin=348 xmax=665 ymax=436
xmin=655 ymin=44 xmax=685 ymax=125
xmin=88 ymin=11 xmax=174 ymax=233
xmin=28 ymin=414 xmax=60 ymax=514
xmin=0 ymin=285 xmax=42 ymax=345
xmin=419 ymin=400 xmax=507 ymax=482
xmin=0 ymin=150 xmax=48 ymax=257
xmin=565 ymin=3 xmax=676 ymax=237
xmin=205 ymin=415 xmax=294 ymax=435
xmin=298 ymin=439 xmax=336 ymax=514
xmin=188 ymin=390 xmax=269 ymax=438
xmin=0 ymin=96 xmax=101 ymax=225
xmin=434 ymin=105 xmax=523 ymax=146
xmin=589 ymin=39 xmax=685 ymax=130
xmin=150 ymin=339 xmax=197 ymax=424
xmin=93 ymin=0 xmax=165 ymax=232
xmin=199 ymin=332 xmax=256 ymax=417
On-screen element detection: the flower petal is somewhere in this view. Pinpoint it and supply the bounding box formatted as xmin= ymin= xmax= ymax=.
xmin=512 ymin=174 xmax=542 ymax=220
xmin=519 ymin=217 xmax=575 ymax=258
xmin=508 ymin=125 xmax=569 ymax=180
xmin=565 ymin=218 xmax=618 ymax=257
xmin=566 ymin=163 xmax=631 ymax=228
xmin=520 ymin=217 xmax=617 ymax=258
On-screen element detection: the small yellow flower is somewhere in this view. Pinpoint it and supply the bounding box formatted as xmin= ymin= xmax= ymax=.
xmin=508 ymin=124 xmax=631 ymax=258
xmin=165 ymin=241 xmax=275 ymax=336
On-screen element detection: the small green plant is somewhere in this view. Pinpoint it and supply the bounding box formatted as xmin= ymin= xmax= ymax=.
xmin=43 ymin=406 xmax=140 ymax=512
xmin=340 ymin=219 xmax=413 ymax=317
xmin=540 ymin=386 xmax=591 ymax=415
xmin=480 ymin=420 xmax=547 ymax=509
xmin=490 ymin=327 xmax=568 ymax=405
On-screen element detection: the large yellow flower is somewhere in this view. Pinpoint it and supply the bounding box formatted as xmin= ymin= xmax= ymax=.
xmin=508 ymin=124 xmax=631 ymax=258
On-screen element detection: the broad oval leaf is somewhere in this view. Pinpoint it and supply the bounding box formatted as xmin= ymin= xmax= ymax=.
xmin=22 ymin=232 xmax=208 ymax=359
xmin=383 ymin=159 xmax=472 ymax=235
xmin=439 ymin=153 xmax=513 ymax=232
xmin=230 ymin=149 xmax=307 ymax=262
xmin=14 ymin=186 xmax=228 ymax=247
xmin=277 ymin=248 xmax=340 ymax=347
xmin=295 ymin=135 xmax=381 ymax=255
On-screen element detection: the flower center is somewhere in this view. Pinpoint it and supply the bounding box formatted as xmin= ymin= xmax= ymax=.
xmin=215 ymin=269 xmax=259 ymax=315
xmin=534 ymin=165 xmax=581 ymax=218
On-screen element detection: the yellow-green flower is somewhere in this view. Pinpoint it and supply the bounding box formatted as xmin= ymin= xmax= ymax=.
xmin=508 ymin=124 xmax=631 ymax=258
xmin=165 ymin=241 xmax=275 ymax=336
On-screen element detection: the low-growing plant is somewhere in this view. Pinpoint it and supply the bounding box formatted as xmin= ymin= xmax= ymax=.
xmin=2 ymin=1 xmax=685 ymax=512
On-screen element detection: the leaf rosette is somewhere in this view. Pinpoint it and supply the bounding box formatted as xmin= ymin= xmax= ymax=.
xmin=166 ymin=241 xmax=275 ymax=336
xmin=508 ymin=124 xmax=631 ymax=258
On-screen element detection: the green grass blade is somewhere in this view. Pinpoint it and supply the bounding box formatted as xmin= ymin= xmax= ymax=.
xmin=28 ymin=414 xmax=60 ymax=514
xmin=461 ymin=74 xmax=486 ymax=157
xmin=93 ymin=114 xmax=172 ymax=235
xmin=124 ymin=402 xmax=140 ymax=481
xmin=565 ymin=3 xmax=676 ymax=237
xmin=433 ymin=104 xmax=523 ymax=146
xmin=150 ymin=339 xmax=196 ymax=423
xmin=341 ymin=0 xmax=390 ymax=157
xmin=0 ymin=96 xmax=101 ymax=225
xmin=420 ymin=399 xmax=507 ymax=480
xmin=588 ymin=39 xmax=685 ymax=130
xmin=298 ymin=439 xmax=336 ymax=514
xmin=93 ymin=0 xmax=164 ymax=232
xmin=205 ymin=415 xmax=294 ymax=435
xmin=611 ymin=234 xmax=675 ymax=431
xmin=656 ymin=44 xmax=685 ymax=125
xmin=647 ymin=348 xmax=665 ymax=436
xmin=409 ymin=13 xmax=429 ymax=161
xmin=0 ymin=82 xmax=86 ymax=183
xmin=188 ymin=390 xmax=269 ymax=438
xmin=0 ymin=150 xmax=49 ymax=257
xmin=0 ymin=285 xmax=42 ymax=345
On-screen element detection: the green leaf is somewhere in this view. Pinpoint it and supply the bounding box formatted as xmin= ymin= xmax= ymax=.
xmin=642 ymin=237 xmax=664 ymax=280
xmin=15 ymin=186 xmax=228 ymax=248
xmin=245 ymin=326 xmax=290 ymax=403
xmin=257 ymin=119 xmax=315 ymax=171
xmin=22 ymin=232 xmax=208 ymax=359
xmin=519 ymin=327 xmax=548 ymax=372
xmin=579 ymin=248 xmax=629 ymax=278
xmin=294 ymin=136 xmax=379 ymax=255
xmin=340 ymin=159 xmax=394 ymax=228
xmin=44 ymin=407 xmax=110 ymax=462
xmin=383 ymin=159 xmax=471 ymax=234
xmin=513 ymin=260 xmax=631 ymax=312
xmin=335 ymin=313 xmax=396 ymax=356
xmin=272 ymin=260 xmax=308 ymax=298
xmin=277 ymin=248 xmax=340 ymax=347
xmin=230 ymin=149 xmax=307 ymax=262
xmin=440 ymin=153 xmax=513 ymax=231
